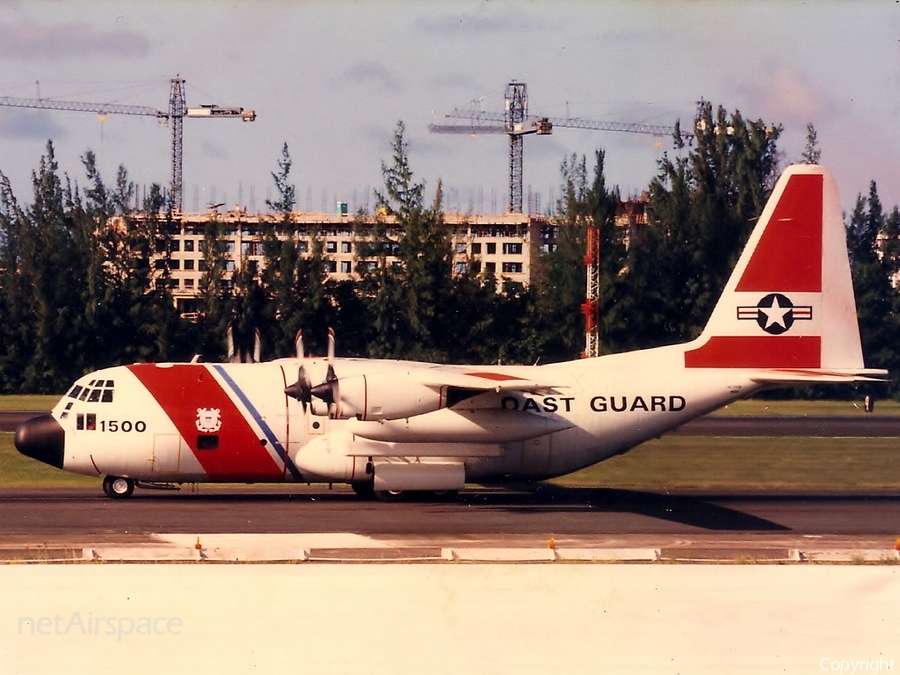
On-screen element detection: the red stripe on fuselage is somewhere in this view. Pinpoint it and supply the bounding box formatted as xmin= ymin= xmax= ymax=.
xmin=127 ymin=364 xmax=283 ymax=480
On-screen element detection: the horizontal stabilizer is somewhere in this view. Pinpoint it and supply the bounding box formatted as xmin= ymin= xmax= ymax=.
xmin=750 ymin=368 xmax=888 ymax=385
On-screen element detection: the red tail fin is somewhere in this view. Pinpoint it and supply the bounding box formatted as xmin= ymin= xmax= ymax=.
xmin=684 ymin=165 xmax=872 ymax=377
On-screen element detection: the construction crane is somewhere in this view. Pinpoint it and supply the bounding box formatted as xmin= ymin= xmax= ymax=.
xmin=431 ymin=81 xmax=692 ymax=358
xmin=0 ymin=76 xmax=256 ymax=212
xmin=429 ymin=81 xmax=690 ymax=214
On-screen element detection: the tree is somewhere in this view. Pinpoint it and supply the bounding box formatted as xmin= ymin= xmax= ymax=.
xmin=801 ymin=123 xmax=822 ymax=165
xmin=0 ymin=170 xmax=29 ymax=391
xmin=846 ymin=182 xmax=900 ymax=396
xmin=16 ymin=142 xmax=89 ymax=391
xmin=639 ymin=102 xmax=782 ymax=346
xmin=537 ymin=150 xmax=626 ymax=360
xmin=371 ymin=121 xmax=453 ymax=361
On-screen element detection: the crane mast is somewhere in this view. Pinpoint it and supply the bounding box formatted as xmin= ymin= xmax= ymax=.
xmin=169 ymin=78 xmax=186 ymax=214
xmin=0 ymin=76 xmax=256 ymax=213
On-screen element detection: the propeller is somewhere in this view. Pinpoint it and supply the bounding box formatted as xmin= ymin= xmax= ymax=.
xmin=284 ymin=330 xmax=313 ymax=411
xmin=284 ymin=329 xmax=339 ymax=417
xmin=310 ymin=329 xmax=339 ymax=417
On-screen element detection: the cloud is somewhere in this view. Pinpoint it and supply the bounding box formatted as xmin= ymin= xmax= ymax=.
xmin=0 ymin=21 xmax=150 ymax=59
xmin=738 ymin=64 xmax=845 ymax=127
xmin=0 ymin=109 xmax=66 ymax=140
xmin=343 ymin=62 xmax=401 ymax=93
xmin=414 ymin=5 xmax=551 ymax=35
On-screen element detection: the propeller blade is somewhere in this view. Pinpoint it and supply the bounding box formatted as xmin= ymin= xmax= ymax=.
xmin=294 ymin=330 xmax=304 ymax=359
xmin=284 ymin=364 xmax=313 ymax=411
xmin=226 ymin=322 xmax=236 ymax=363
xmin=327 ymin=327 xmax=335 ymax=362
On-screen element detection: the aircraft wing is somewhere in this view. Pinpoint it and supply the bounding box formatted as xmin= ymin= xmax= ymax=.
xmin=418 ymin=366 xmax=564 ymax=394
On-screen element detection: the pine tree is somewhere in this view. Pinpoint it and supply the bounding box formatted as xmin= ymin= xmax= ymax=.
xmin=801 ymin=123 xmax=822 ymax=164
xmin=372 ymin=121 xmax=452 ymax=360
xmin=847 ymin=182 xmax=899 ymax=396
xmin=641 ymin=102 xmax=782 ymax=346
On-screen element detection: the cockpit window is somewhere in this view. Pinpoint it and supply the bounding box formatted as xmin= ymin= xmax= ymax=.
xmin=74 ymin=380 xmax=115 ymax=404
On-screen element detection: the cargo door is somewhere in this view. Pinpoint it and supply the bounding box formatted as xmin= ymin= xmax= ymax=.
xmin=151 ymin=434 xmax=182 ymax=475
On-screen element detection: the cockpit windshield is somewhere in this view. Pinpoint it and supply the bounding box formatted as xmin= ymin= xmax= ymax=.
xmin=68 ymin=379 xmax=115 ymax=404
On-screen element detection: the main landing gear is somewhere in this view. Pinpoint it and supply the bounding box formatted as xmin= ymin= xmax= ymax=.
xmin=349 ymin=481 xmax=459 ymax=502
xmin=102 ymin=475 xmax=135 ymax=499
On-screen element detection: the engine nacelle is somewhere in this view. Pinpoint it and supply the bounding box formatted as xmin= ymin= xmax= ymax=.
xmin=333 ymin=374 xmax=443 ymax=421
xmin=291 ymin=433 xmax=370 ymax=483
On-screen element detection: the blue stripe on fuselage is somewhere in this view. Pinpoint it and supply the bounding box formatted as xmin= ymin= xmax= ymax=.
xmin=213 ymin=365 xmax=303 ymax=481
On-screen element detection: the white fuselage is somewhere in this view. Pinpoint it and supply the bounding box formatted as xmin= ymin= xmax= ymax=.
xmin=47 ymin=342 xmax=758 ymax=487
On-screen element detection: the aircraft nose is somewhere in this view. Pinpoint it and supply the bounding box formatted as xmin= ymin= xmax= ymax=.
xmin=14 ymin=415 xmax=65 ymax=469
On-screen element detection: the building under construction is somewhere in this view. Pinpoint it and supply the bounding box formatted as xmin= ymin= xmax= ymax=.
xmin=139 ymin=208 xmax=553 ymax=318
xmin=133 ymin=199 xmax=647 ymax=324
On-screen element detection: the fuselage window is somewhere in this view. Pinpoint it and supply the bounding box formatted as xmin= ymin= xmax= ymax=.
xmin=197 ymin=435 xmax=219 ymax=450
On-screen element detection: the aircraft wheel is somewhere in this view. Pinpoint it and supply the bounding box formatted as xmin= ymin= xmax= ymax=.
xmin=102 ymin=475 xmax=135 ymax=499
xmin=430 ymin=490 xmax=459 ymax=501
xmin=374 ymin=490 xmax=406 ymax=503
xmin=351 ymin=481 xmax=375 ymax=500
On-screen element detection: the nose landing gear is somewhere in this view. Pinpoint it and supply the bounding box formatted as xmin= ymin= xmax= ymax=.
xmin=102 ymin=475 xmax=135 ymax=499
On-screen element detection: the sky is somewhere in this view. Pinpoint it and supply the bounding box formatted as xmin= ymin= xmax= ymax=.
xmin=0 ymin=0 xmax=898 ymax=216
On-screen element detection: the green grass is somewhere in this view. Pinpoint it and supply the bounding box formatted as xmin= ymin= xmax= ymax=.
xmin=0 ymin=395 xmax=60 ymax=411
xmin=711 ymin=399 xmax=900 ymax=417
xmin=0 ymin=432 xmax=95 ymax=487
xmin=551 ymin=435 xmax=900 ymax=492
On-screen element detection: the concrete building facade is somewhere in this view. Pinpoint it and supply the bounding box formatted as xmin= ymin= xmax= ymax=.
xmin=140 ymin=209 xmax=558 ymax=316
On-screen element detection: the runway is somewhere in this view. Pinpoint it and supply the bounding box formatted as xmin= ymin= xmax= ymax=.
xmin=1 ymin=484 xmax=898 ymax=552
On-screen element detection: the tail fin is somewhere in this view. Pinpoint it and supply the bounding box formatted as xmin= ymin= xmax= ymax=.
xmin=684 ymin=164 xmax=885 ymax=383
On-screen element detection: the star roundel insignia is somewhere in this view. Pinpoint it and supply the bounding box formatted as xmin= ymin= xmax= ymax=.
xmin=736 ymin=294 xmax=813 ymax=334
xmin=755 ymin=293 xmax=795 ymax=335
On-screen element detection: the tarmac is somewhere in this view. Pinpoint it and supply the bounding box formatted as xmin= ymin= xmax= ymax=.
xmin=2 ymin=532 xmax=899 ymax=563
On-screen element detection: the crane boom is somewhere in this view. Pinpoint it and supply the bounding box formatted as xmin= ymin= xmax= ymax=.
xmin=430 ymin=81 xmax=692 ymax=214
xmin=439 ymin=107 xmax=688 ymax=139
xmin=0 ymin=77 xmax=256 ymax=212
xmin=0 ymin=95 xmax=165 ymax=118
